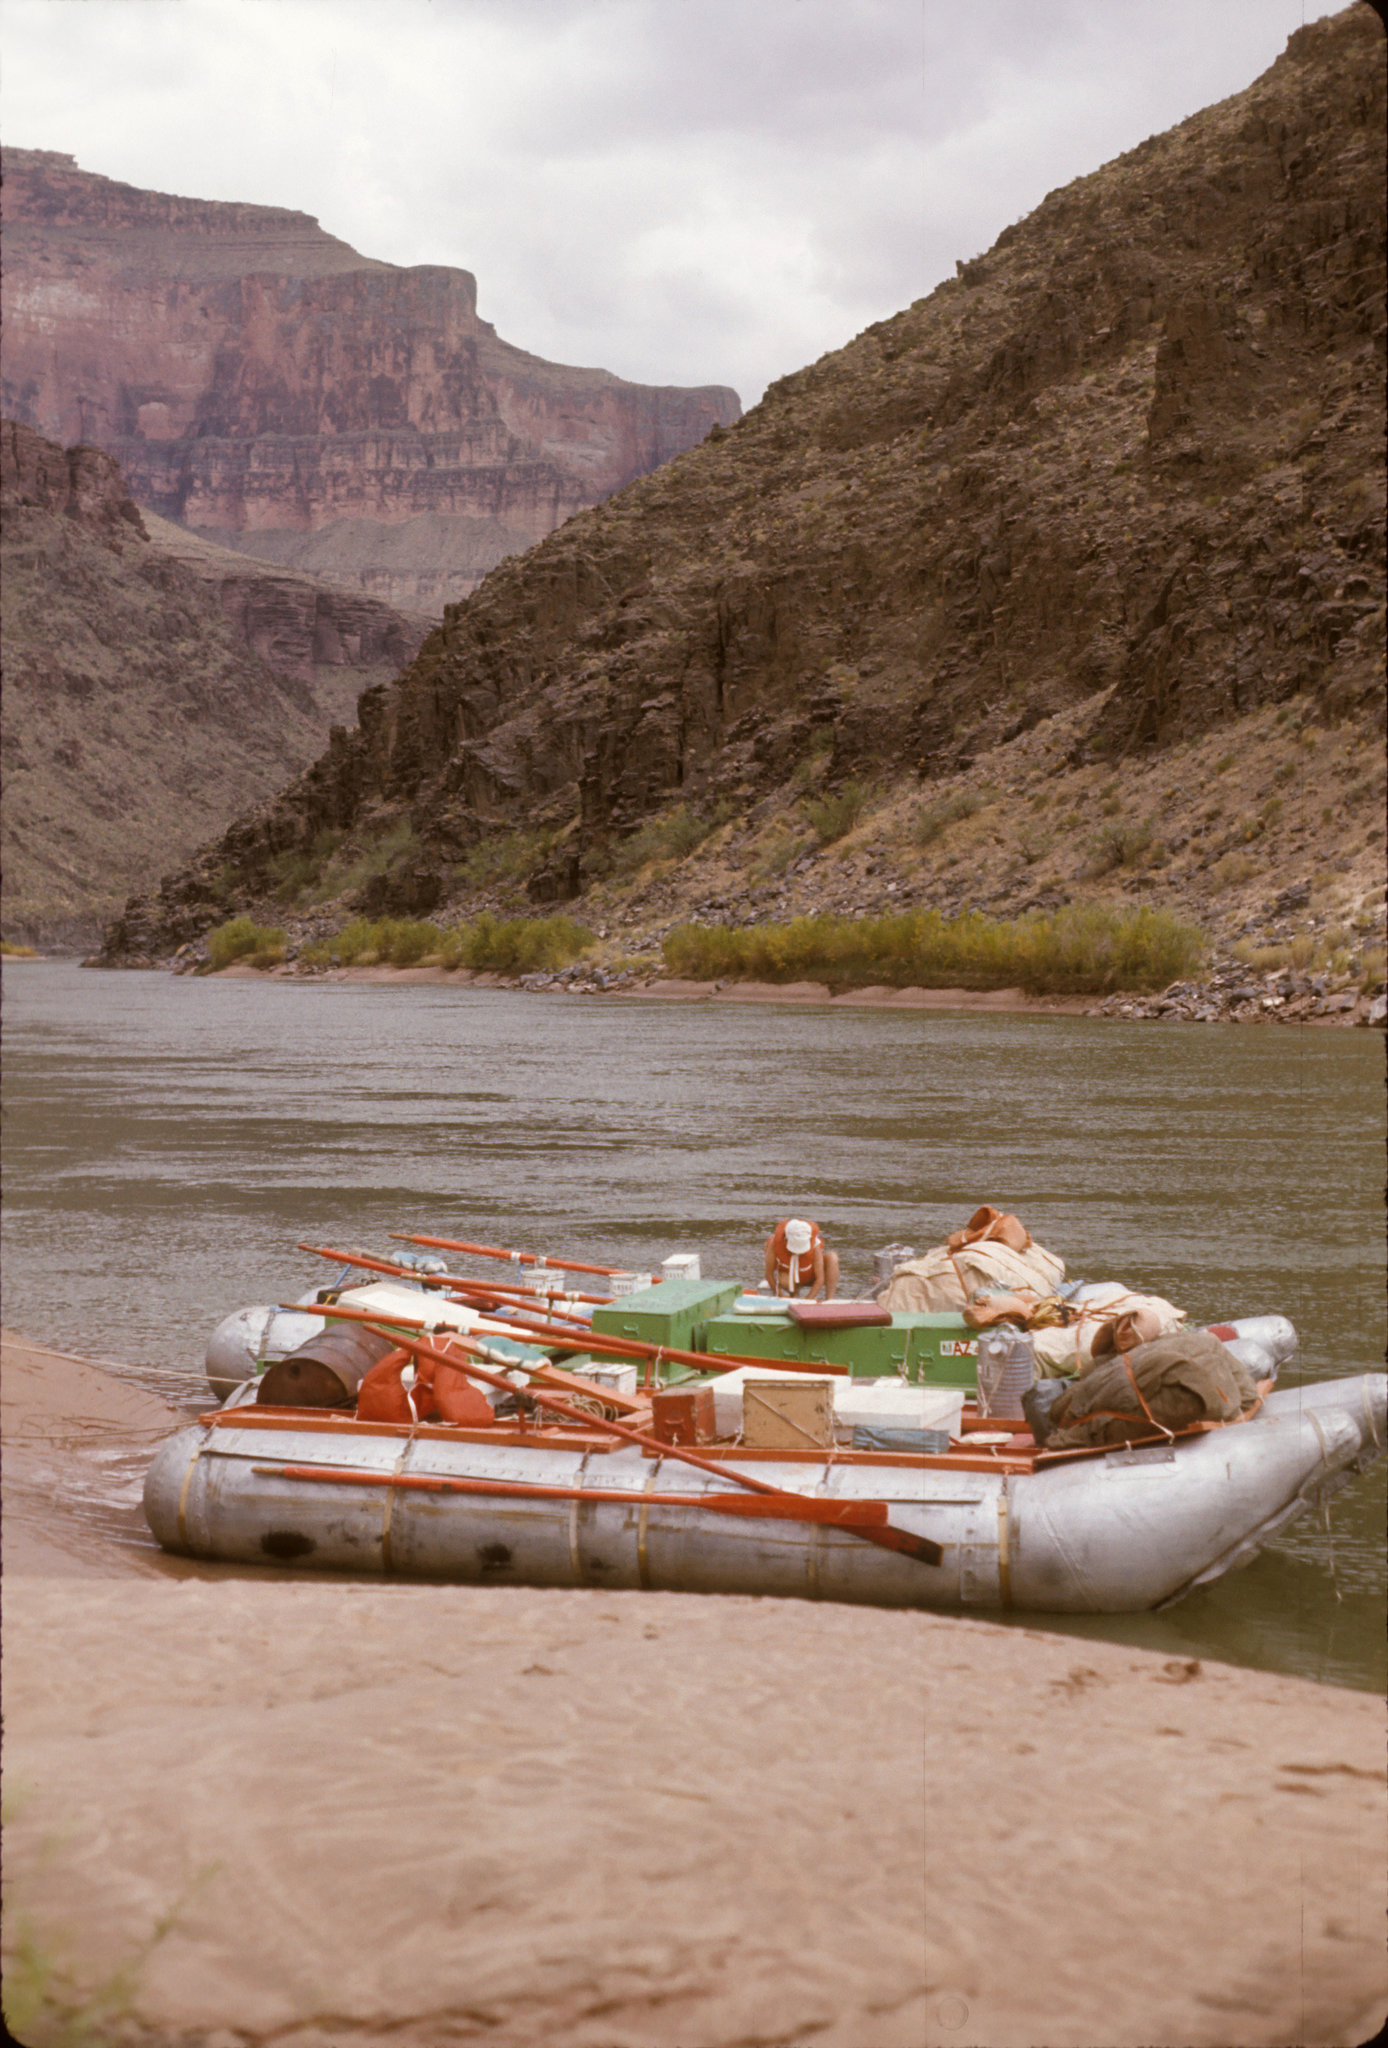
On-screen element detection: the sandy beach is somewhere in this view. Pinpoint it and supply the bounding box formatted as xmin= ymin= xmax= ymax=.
xmin=221 ymin=960 xmax=1091 ymax=1014
xmin=3 ymin=1329 xmax=1385 ymax=2048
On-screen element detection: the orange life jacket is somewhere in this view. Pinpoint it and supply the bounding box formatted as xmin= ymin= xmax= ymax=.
xmin=769 ymin=1220 xmax=823 ymax=1292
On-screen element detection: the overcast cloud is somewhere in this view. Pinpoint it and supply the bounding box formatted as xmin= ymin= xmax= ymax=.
xmin=2 ymin=0 xmax=1346 ymax=406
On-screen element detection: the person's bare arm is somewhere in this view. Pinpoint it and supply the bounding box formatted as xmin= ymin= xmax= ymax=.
xmin=810 ymin=1245 xmax=827 ymax=1301
xmin=764 ymin=1239 xmax=779 ymax=1292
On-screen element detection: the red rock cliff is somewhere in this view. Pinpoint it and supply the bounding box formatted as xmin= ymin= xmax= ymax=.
xmin=1 ymin=149 xmax=741 ymax=610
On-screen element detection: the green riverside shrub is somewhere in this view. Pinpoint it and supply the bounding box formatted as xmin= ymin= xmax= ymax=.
xmin=441 ymin=914 xmax=593 ymax=974
xmin=374 ymin=918 xmax=444 ymax=966
xmin=662 ymin=904 xmax=1205 ymax=996
xmin=300 ymin=914 xmax=591 ymax=973
xmin=206 ymin=916 xmax=286 ymax=970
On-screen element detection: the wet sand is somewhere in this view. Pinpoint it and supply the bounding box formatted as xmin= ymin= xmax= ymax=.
xmin=208 ymin=959 xmax=1376 ymax=1023
xmin=3 ymin=1329 xmax=1385 ymax=2048
xmin=232 ymin=960 xmax=1095 ymax=1015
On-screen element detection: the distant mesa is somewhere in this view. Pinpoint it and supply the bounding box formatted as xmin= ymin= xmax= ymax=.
xmin=0 ymin=147 xmax=741 ymax=612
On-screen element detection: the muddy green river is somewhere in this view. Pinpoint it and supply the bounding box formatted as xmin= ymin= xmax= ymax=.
xmin=3 ymin=961 xmax=1383 ymax=1689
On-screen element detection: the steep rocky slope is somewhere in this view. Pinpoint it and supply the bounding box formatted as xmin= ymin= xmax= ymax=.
xmin=103 ymin=8 xmax=1385 ymax=972
xmin=1 ymin=149 xmax=741 ymax=610
xmin=1 ymin=422 xmax=422 ymax=944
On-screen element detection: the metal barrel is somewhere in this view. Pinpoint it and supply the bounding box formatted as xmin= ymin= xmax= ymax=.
xmin=976 ymin=1326 xmax=1036 ymax=1419
xmin=256 ymin=1324 xmax=400 ymax=1408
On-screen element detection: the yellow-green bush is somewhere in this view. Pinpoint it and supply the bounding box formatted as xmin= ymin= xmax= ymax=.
xmin=373 ymin=918 xmax=444 ymax=966
xmin=441 ymin=913 xmax=593 ymax=973
xmin=299 ymin=913 xmax=590 ymax=973
xmin=205 ymin=916 xmax=286 ymax=970
xmin=663 ymin=904 xmax=1205 ymax=996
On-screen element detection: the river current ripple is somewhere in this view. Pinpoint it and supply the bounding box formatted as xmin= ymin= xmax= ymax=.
xmin=3 ymin=962 xmax=1383 ymax=1690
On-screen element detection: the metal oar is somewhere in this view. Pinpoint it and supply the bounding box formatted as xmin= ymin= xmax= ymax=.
xmin=291 ymin=1305 xmax=941 ymax=1567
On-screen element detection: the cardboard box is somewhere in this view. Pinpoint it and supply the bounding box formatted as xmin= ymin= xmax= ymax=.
xmin=741 ymin=1377 xmax=836 ymax=1450
xmin=704 ymin=1369 xmax=965 ymax=1442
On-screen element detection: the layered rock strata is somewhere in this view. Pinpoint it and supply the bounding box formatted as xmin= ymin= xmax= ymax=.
xmin=102 ymin=8 xmax=1385 ymax=964
xmin=1 ymin=422 xmax=421 ymax=943
xmin=1 ymin=148 xmax=741 ymax=609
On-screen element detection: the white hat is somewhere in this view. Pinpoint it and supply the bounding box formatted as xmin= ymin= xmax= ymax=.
xmin=784 ymin=1219 xmax=813 ymax=1254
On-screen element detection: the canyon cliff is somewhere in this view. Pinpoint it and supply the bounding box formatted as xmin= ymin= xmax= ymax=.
xmin=101 ymin=8 xmax=1385 ymax=970
xmin=1 ymin=150 xmax=741 ymax=610
xmin=1 ymin=421 xmax=426 ymax=944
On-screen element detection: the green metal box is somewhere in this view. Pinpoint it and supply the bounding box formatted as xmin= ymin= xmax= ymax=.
xmin=701 ymin=1311 xmax=980 ymax=1385
xmin=590 ymin=1277 xmax=742 ymax=1357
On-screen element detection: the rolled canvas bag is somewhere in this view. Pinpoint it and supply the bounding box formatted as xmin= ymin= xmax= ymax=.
xmin=1029 ymin=1285 xmax=1185 ymax=1378
xmin=1040 ymin=1329 xmax=1259 ymax=1450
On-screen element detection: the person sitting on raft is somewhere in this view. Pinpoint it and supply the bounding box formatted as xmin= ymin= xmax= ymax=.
xmin=764 ymin=1218 xmax=839 ymax=1300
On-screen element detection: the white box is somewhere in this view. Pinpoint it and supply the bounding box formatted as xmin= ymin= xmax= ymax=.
xmin=704 ymin=1368 xmax=963 ymax=1442
xmin=661 ymin=1253 xmax=702 ymax=1282
xmin=566 ymin=1359 xmax=639 ymax=1398
xmin=608 ymin=1271 xmax=654 ymax=1297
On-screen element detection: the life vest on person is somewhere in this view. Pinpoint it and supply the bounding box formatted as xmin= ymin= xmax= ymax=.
xmin=769 ymin=1219 xmax=824 ymax=1293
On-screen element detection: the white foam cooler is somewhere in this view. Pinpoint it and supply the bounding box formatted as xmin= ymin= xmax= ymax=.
xmin=565 ymin=1359 xmax=640 ymax=1398
xmin=704 ymin=1368 xmax=964 ymax=1441
xmin=661 ymin=1253 xmax=702 ymax=1282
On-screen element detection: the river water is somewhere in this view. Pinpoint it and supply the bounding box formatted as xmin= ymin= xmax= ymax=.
xmin=4 ymin=960 xmax=1383 ymax=1689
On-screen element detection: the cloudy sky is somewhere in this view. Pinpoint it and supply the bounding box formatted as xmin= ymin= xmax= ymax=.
xmin=3 ymin=0 xmax=1346 ymax=407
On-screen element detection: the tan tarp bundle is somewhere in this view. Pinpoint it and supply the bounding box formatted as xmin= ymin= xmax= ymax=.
xmin=879 ymin=1208 xmax=1065 ymax=1314
xmin=1043 ymin=1329 xmax=1261 ymax=1451
xmin=1029 ymin=1284 xmax=1186 ymax=1379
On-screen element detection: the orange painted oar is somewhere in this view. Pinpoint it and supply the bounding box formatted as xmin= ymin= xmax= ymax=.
xmin=294 ymin=1307 xmax=940 ymax=1568
xmin=297 ymin=1243 xmax=598 ymax=1322
xmin=252 ymin=1463 xmax=894 ymax=1528
xmin=392 ymin=1231 xmax=624 ymax=1278
xmin=294 ymin=1293 xmax=848 ymax=1381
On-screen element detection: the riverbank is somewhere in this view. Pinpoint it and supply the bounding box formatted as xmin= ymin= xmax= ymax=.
xmin=183 ymin=956 xmax=1388 ymax=1024
xmin=23 ymin=943 xmax=1381 ymax=1023
xmin=3 ymin=1328 xmax=1384 ymax=2048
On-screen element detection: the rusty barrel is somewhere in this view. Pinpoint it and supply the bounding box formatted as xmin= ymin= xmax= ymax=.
xmin=257 ymin=1324 xmax=400 ymax=1408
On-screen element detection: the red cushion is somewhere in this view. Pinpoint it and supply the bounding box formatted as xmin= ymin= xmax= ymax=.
xmin=786 ymin=1301 xmax=892 ymax=1329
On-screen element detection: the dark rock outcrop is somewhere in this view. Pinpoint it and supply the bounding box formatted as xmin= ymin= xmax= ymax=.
xmin=0 ymin=422 xmax=422 ymax=943
xmin=1 ymin=149 xmax=741 ymax=609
